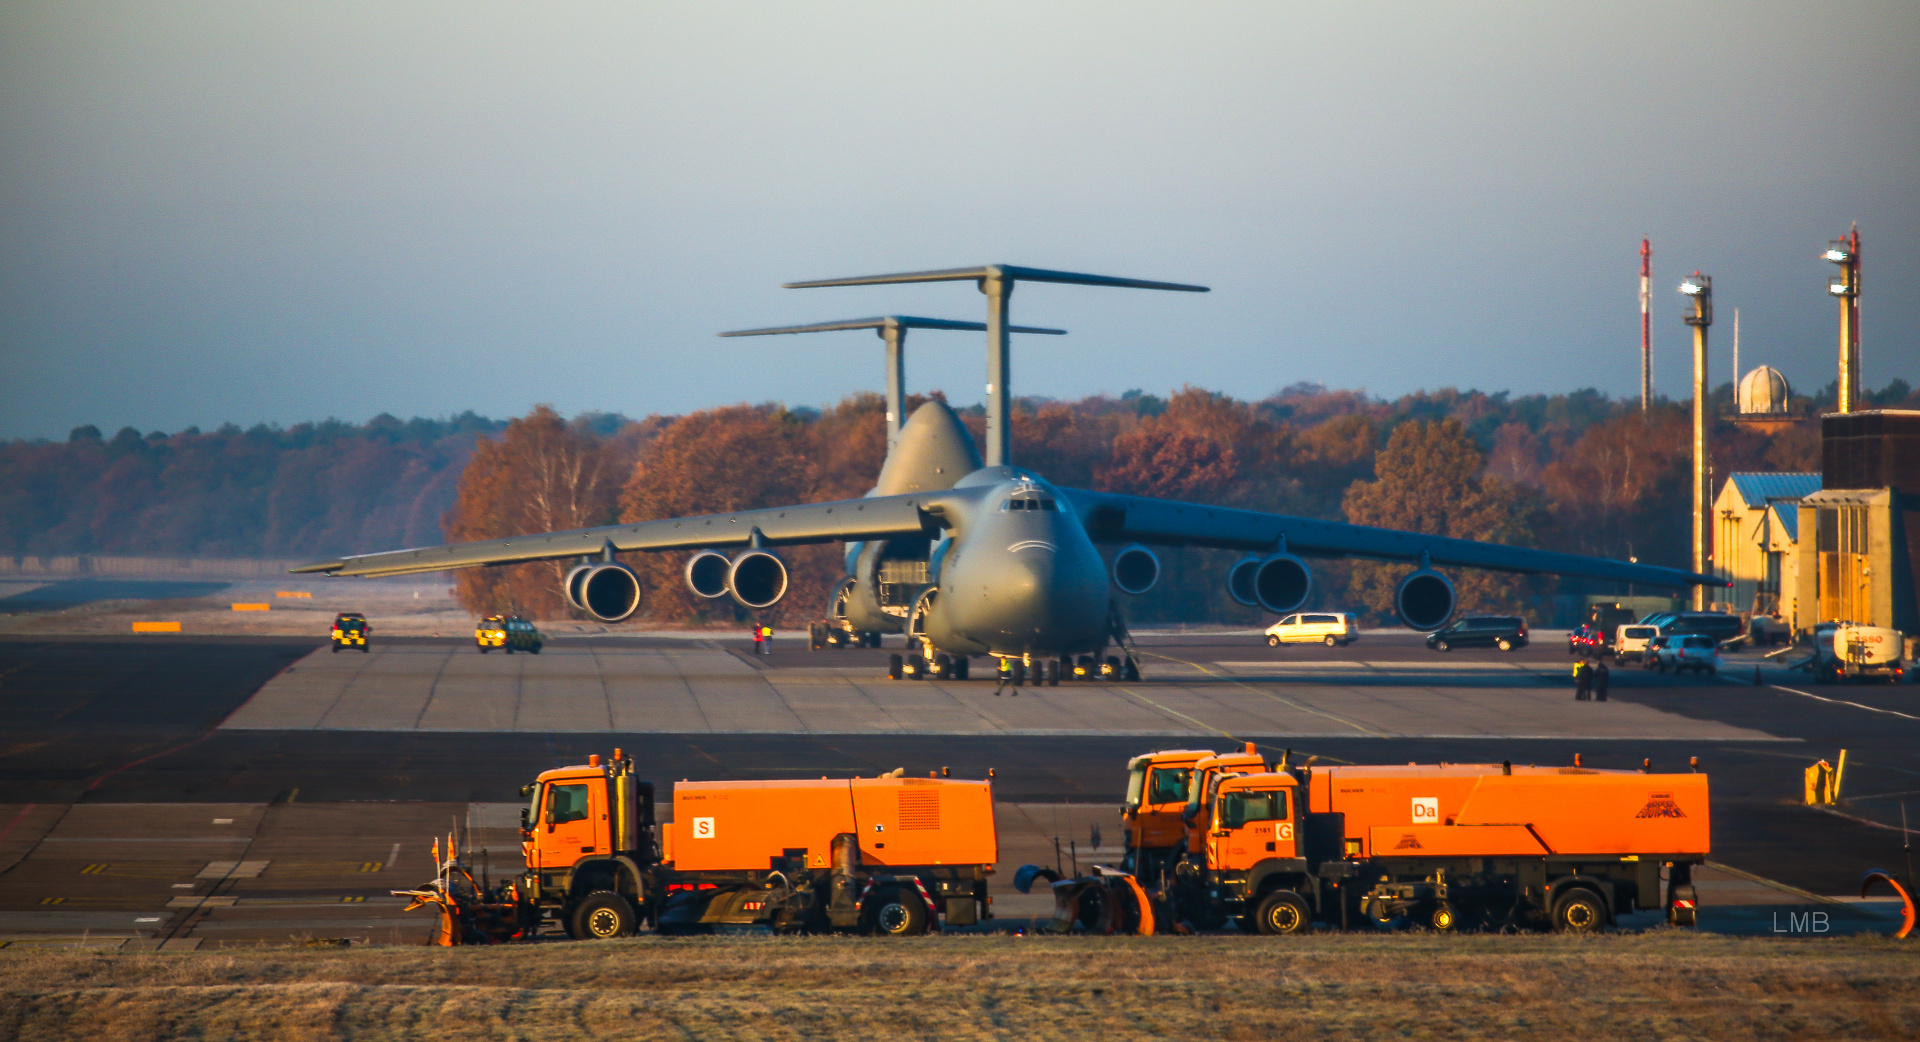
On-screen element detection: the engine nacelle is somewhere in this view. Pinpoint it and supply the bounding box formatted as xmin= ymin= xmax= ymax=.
xmin=728 ymin=550 xmax=789 ymax=610
xmin=684 ymin=550 xmax=732 ymax=600
xmin=1226 ymin=555 xmax=1261 ymax=607
xmin=1251 ymin=553 xmax=1312 ymax=615
xmin=563 ymin=563 xmax=595 ymax=611
xmin=1111 ymin=544 xmax=1160 ymax=596
xmin=1395 ymin=569 xmax=1456 ymax=631
xmin=576 ymin=563 xmax=642 ymax=622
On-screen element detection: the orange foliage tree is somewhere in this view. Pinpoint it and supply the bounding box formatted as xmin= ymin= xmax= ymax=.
xmin=1344 ymin=418 xmax=1538 ymax=621
xmin=618 ymin=396 xmax=889 ymax=626
xmin=444 ymin=406 xmax=634 ymax=618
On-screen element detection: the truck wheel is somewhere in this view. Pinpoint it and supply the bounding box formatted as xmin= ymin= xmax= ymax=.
xmin=1254 ymin=890 xmax=1311 ymax=935
xmin=1324 ymin=635 xmax=1337 ymax=647
xmin=864 ymin=887 xmax=928 ymax=936
xmin=572 ymin=891 xmax=637 ymax=939
xmin=1428 ymin=901 xmax=1460 ymax=932
xmin=532 ymin=643 xmax=542 ymax=654
xmin=332 ymin=645 xmax=340 ymax=653
xmin=1551 ymin=889 xmax=1607 ymax=933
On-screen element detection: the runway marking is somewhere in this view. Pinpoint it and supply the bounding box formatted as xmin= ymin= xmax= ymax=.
xmin=1767 ymin=684 xmax=1920 ymax=722
xmin=1138 ymin=650 xmax=1390 ymax=737
xmin=1110 ymin=686 xmax=1240 ymax=741
xmin=384 ymin=844 xmax=401 ymax=871
xmin=0 ymin=805 xmax=37 ymax=846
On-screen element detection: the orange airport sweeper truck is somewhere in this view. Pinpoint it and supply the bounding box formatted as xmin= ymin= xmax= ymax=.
xmin=1030 ymin=746 xmax=1710 ymax=935
xmin=396 ymin=751 xmax=999 ymax=943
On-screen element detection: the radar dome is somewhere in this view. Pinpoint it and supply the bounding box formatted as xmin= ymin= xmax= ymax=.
xmin=1738 ymin=366 xmax=1791 ymax=415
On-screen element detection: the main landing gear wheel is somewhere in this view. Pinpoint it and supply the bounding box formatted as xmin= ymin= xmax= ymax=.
xmin=1255 ymin=890 xmax=1311 ymax=935
xmin=1101 ymin=655 xmax=1120 ymax=679
xmin=888 ymin=653 xmax=904 ymax=679
xmin=1123 ymin=657 xmax=1140 ymax=681
xmin=1044 ymin=660 xmax=1060 ymax=686
xmin=1076 ymin=655 xmax=1094 ymax=679
xmin=572 ymin=891 xmax=638 ymax=940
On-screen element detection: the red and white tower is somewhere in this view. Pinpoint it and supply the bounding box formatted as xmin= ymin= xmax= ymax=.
xmin=1640 ymin=238 xmax=1652 ymax=411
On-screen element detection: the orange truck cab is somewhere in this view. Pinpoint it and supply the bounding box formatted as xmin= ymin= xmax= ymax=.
xmin=517 ymin=753 xmax=998 ymax=940
xmin=1121 ymin=749 xmax=1214 ymax=882
xmin=1154 ymin=758 xmax=1709 ymax=935
xmin=1180 ymin=746 xmax=1270 ymax=863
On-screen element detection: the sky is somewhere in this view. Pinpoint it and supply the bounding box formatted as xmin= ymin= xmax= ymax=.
xmin=1 ymin=0 xmax=1916 ymax=439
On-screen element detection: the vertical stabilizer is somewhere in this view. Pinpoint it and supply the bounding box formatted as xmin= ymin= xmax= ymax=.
xmin=873 ymin=402 xmax=982 ymax=496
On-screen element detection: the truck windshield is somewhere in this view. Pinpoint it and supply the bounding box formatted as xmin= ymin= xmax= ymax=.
xmin=1125 ymin=766 xmax=1146 ymax=809
xmin=1147 ymin=768 xmax=1191 ymax=805
xmin=1218 ymin=789 xmax=1289 ymax=830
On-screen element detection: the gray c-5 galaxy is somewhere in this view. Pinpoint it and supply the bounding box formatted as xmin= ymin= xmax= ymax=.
xmin=294 ymin=264 xmax=1722 ymax=686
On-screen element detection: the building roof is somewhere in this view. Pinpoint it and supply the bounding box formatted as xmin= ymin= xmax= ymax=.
xmin=1725 ymin=472 xmax=1822 ymax=510
xmin=1767 ymin=503 xmax=1799 ymax=543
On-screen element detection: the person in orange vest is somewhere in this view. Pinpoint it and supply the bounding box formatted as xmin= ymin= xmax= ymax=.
xmin=751 ymin=625 xmax=765 ymax=655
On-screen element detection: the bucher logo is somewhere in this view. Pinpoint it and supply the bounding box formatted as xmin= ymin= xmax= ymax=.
xmin=1635 ymin=793 xmax=1686 ymax=819
xmin=1394 ymin=833 xmax=1423 ymax=850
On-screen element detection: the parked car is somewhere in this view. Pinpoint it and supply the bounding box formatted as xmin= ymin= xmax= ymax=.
xmin=1659 ymin=612 xmax=1743 ymax=644
xmin=1658 ymin=634 xmax=1720 ymax=675
xmin=1614 ymin=625 xmax=1659 ymax=662
xmin=331 ymin=612 xmax=370 ymax=653
xmin=1266 ymin=612 xmax=1359 ymax=647
xmin=1641 ymin=634 xmax=1673 ymax=669
xmin=1426 ymin=616 xmax=1528 ymax=652
xmin=1567 ymin=624 xmax=1609 ymax=656
xmin=1748 ymin=613 xmax=1788 ymax=646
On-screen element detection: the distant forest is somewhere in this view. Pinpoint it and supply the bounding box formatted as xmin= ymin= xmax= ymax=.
xmin=4 ymin=379 xmax=1912 ymax=624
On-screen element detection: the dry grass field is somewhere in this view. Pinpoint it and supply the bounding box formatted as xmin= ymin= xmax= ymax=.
xmin=2 ymin=932 xmax=1916 ymax=1041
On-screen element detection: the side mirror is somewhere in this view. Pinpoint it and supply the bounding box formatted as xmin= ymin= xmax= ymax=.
xmin=519 ymin=808 xmax=530 ymax=833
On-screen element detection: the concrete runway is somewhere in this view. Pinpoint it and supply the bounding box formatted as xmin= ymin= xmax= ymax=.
xmin=222 ymin=639 xmax=1781 ymax=742
xmin=2 ymin=632 xmax=1915 ymax=947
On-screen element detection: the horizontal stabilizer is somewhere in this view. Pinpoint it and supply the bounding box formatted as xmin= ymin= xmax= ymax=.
xmin=719 ymin=315 xmax=1065 ymax=337
xmin=783 ymin=265 xmax=1208 ymax=293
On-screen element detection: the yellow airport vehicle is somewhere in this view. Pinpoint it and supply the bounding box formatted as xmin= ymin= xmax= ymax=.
xmin=331 ymin=613 xmax=370 ymax=653
xmin=477 ymin=615 xmax=543 ymax=654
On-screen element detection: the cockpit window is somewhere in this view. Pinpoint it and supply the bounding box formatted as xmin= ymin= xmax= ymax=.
xmin=1003 ymin=497 xmax=1057 ymax=512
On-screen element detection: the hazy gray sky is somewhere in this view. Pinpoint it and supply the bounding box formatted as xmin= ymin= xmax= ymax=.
xmin=2 ymin=0 xmax=1915 ymax=438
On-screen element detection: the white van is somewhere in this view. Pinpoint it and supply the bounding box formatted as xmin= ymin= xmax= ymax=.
xmin=1266 ymin=612 xmax=1359 ymax=647
xmin=1614 ymin=625 xmax=1658 ymax=662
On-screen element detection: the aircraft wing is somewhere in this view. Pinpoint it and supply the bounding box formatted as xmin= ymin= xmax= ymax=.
xmin=1061 ymin=488 xmax=1723 ymax=589
xmin=290 ymin=492 xmax=953 ymax=578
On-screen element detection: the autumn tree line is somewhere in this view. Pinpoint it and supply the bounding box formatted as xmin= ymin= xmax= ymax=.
xmin=440 ymin=378 xmax=1914 ymax=626
xmin=6 ymin=378 xmax=1911 ymax=625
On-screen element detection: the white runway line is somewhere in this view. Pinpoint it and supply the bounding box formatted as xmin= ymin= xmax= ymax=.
xmin=1766 ymin=683 xmax=1920 ymax=722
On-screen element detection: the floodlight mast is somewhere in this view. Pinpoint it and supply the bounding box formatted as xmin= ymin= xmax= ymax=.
xmin=719 ymin=316 xmax=1065 ymax=450
xmin=783 ymin=266 xmax=1209 ymax=467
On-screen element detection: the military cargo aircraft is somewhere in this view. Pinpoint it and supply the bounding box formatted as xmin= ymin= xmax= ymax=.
xmin=294 ymin=265 xmax=1722 ymax=686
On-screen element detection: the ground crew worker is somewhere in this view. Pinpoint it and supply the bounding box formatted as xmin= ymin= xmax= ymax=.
xmin=758 ymin=624 xmax=774 ymax=655
xmin=1593 ymin=659 xmax=1610 ymax=702
xmin=752 ymin=626 xmax=765 ymax=655
xmin=1573 ymin=658 xmax=1592 ymax=701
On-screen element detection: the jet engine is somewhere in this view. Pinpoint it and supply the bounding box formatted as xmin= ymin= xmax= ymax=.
xmin=1111 ymin=544 xmax=1160 ymax=596
xmin=574 ymin=563 xmax=643 ymax=622
xmin=1394 ymin=569 xmax=1456 ymax=631
xmin=1249 ymin=553 xmax=1312 ymax=615
xmin=684 ymin=550 xmax=732 ymax=599
xmin=562 ymin=563 xmax=595 ymax=611
xmin=1226 ymin=555 xmax=1261 ymax=607
xmin=727 ymin=550 xmax=790 ymax=609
